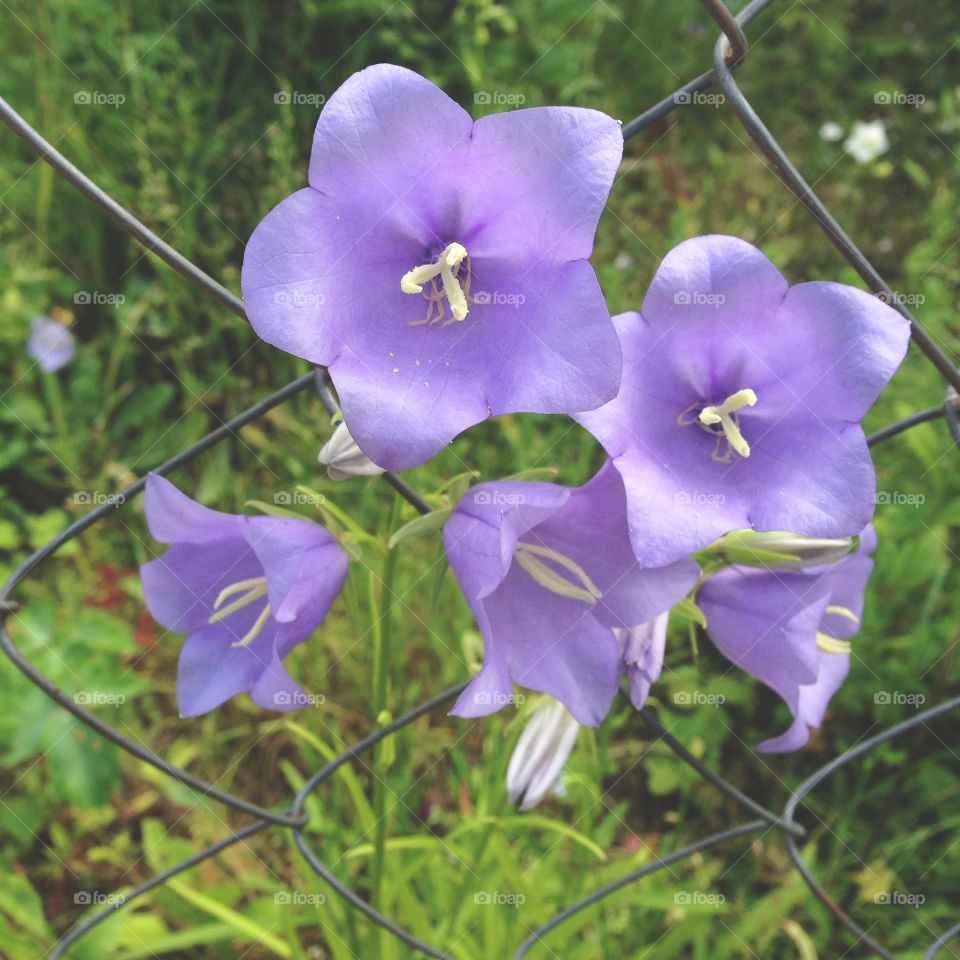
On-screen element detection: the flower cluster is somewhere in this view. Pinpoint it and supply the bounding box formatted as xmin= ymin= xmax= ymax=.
xmin=140 ymin=65 xmax=910 ymax=779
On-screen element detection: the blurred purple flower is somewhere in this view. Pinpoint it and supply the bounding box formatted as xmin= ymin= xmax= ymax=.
xmin=698 ymin=526 xmax=877 ymax=752
xmin=140 ymin=474 xmax=348 ymax=717
xmin=242 ymin=63 xmax=623 ymax=470
xmin=443 ymin=462 xmax=699 ymax=726
xmin=27 ymin=315 xmax=75 ymax=372
xmin=576 ymin=235 xmax=910 ymax=567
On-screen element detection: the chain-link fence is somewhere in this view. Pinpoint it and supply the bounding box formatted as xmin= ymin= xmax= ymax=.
xmin=1 ymin=0 xmax=958 ymax=957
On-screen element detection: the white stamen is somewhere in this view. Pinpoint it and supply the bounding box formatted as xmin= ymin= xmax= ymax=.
xmin=699 ymin=388 xmax=757 ymax=458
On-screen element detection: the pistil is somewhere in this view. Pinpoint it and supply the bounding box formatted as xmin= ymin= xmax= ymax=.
xmin=698 ymin=388 xmax=758 ymax=458
xmin=401 ymin=242 xmax=470 ymax=326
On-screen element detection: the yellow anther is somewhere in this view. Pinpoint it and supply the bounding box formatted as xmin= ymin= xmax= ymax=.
xmin=698 ymin=388 xmax=758 ymax=458
xmin=514 ymin=542 xmax=602 ymax=605
xmin=816 ymin=632 xmax=852 ymax=655
xmin=825 ymin=604 xmax=860 ymax=624
xmin=208 ymin=576 xmax=274 ymax=647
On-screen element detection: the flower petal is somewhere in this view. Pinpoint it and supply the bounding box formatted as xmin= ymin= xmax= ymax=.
xmin=143 ymin=474 xmax=243 ymax=545
xmin=463 ymin=107 xmax=623 ymax=262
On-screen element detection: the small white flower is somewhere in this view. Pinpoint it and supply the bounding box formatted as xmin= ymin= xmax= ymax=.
xmin=318 ymin=422 xmax=385 ymax=481
xmin=844 ymin=120 xmax=889 ymax=164
xmin=614 ymin=252 xmax=633 ymax=271
xmin=506 ymin=698 xmax=579 ymax=812
xmin=819 ymin=121 xmax=844 ymax=142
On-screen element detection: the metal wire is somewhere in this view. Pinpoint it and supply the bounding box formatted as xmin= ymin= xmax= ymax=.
xmin=0 ymin=1 xmax=957 ymax=957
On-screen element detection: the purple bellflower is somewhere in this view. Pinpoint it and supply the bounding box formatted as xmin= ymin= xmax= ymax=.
xmin=443 ymin=462 xmax=699 ymax=726
xmin=242 ymin=64 xmax=623 ymax=470
xmin=140 ymin=474 xmax=349 ymax=717
xmin=27 ymin=315 xmax=75 ymax=372
xmin=698 ymin=526 xmax=876 ymax=752
xmin=575 ymin=235 xmax=910 ymax=567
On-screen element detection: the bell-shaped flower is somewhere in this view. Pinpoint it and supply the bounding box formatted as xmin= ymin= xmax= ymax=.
xmin=616 ymin=611 xmax=669 ymax=709
xmin=575 ymin=235 xmax=910 ymax=567
xmin=318 ymin=421 xmax=386 ymax=481
xmin=506 ymin=697 xmax=579 ymax=812
xmin=140 ymin=474 xmax=349 ymax=717
xmin=242 ymin=64 xmax=623 ymax=470
xmin=27 ymin=315 xmax=75 ymax=372
xmin=443 ymin=462 xmax=699 ymax=725
xmin=698 ymin=527 xmax=876 ymax=752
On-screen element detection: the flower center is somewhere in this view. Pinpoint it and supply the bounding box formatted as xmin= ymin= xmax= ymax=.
xmin=514 ymin=541 xmax=602 ymax=604
xmin=677 ymin=388 xmax=757 ymax=463
xmin=208 ymin=576 xmax=273 ymax=648
xmin=815 ymin=604 xmax=859 ymax=655
xmin=401 ymin=242 xmax=472 ymax=327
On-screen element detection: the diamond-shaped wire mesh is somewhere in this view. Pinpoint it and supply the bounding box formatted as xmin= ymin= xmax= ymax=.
xmin=1 ymin=1 xmax=958 ymax=957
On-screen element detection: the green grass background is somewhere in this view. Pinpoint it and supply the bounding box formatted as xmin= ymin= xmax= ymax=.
xmin=1 ymin=0 xmax=959 ymax=957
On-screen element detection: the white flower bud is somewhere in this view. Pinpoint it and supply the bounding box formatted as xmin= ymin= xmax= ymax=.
xmin=506 ymin=698 xmax=579 ymax=812
xmin=318 ymin=422 xmax=385 ymax=481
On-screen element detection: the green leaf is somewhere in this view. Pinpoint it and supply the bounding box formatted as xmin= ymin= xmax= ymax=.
xmin=388 ymin=508 xmax=451 ymax=549
xmin=672 ymin=597 xmax=707 ymax=629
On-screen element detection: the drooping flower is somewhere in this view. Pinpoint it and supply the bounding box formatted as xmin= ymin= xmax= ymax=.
xmin=844 ymin=120 xmax=889 ymax=164
xmin=443 ymin=462 xmax=699 ymax=725
xmin=575 ymin=235 xmax=910 ymax=567
xmin=616 ymin=611 xmax=669 ymax=709
xmin=140 ymin=474 xmax=348 ymax=716
xmin=242 ymin=64 xmax=623 ymax=470
xmin=698 ymin=526 xmax=876 ymax=752
xmin=318 ymin=421 xmax=385 ymax=481
xmin=506 ymin=697 xmax=579 ymax=812
xmin=27 ymin=315 xmax=75 ymax=372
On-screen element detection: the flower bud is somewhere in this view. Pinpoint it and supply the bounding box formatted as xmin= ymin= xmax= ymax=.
xmin=506 ymin=698 xmax=579 ymax=812
xmin=716 ymin=530 xmax=855 ymax=570
xmin=318 ymin=422 xmax=385 ymax=481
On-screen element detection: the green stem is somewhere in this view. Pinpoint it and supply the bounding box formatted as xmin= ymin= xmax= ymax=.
xmin=369 ymin=500 xmax=400 ymax=951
